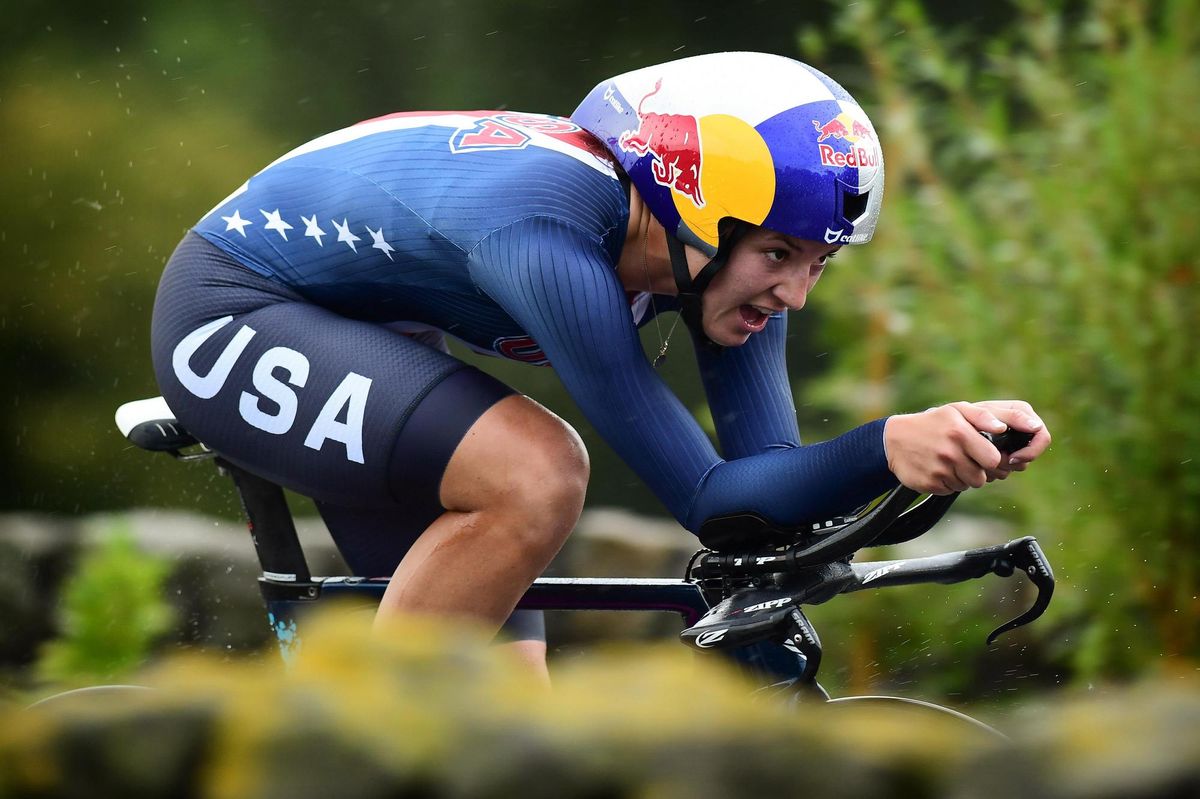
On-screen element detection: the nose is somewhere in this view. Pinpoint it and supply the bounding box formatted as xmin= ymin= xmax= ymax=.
xmin=774 ymin=268 xmax=812 ymax=311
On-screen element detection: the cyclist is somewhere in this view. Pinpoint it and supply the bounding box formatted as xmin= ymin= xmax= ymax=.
xmin=150 ymin=52 xmax=1050 ymax=681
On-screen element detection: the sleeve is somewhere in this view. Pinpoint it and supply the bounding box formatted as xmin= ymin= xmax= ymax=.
xmin=693 ymin=312 xmax=802 ymax=459
xmin=468 ymin=216 xmax=897 ymax=535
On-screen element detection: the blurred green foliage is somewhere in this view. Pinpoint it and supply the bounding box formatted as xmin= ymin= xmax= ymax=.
xmin=0 ymin=0 xmax=839 ymax=518
xmin=5 ymin=612 xmax=1200 ymax=799
xmin=2 ymin=0 xmax=1197 ymax=694
xmin=35 ymin=522 xmax=174 ymax=687
xmin=799 ymin=0 xmax=1199 ymax=685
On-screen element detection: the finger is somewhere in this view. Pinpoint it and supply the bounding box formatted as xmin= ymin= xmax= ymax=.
xmin=949 ymin=405 xmax=1008 ymax=470
xmin=952 ymin=401 xmax=1008 ymax=435
xmin=935 ymin=480 xmax=959 ymax=496
xmin=962 ymin=426 xmax=1004 ymax=470
xmin=954 ymin=461 xmax=988 ymax=490
xmin=1009 ymin=427 xmax=1052 ymax=463
xmin=973 ymin=400 xmax=1046 ymax=439
xmin=991 ymin=402 xmax=1045 ymax=436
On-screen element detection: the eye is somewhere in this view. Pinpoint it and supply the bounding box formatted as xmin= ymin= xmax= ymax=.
xmin=816 ymin=250 xmax=839 ymax=267
xmin=765 ymin=248 xmax=788 ymax=264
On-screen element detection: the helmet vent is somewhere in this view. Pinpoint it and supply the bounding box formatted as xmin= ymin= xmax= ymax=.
xmin=843 ymin=190 xmax=870 ymax=225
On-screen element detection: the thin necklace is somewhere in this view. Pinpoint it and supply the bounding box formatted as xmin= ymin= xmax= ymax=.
xmin=642 ymin=225 xmax=680 ymax=368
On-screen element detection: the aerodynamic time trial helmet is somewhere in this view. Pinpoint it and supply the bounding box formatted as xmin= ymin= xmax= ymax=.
xmin=571 ymin=52 xmax=884 ymax=339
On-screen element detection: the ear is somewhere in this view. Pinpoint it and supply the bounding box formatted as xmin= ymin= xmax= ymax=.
xmin=717 ymin=217 xmax=752 ymax=241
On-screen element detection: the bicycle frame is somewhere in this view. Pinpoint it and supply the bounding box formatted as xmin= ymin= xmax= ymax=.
xmin=115 ymin=397 xmax=1054 ymax=697
xmin=227 ymin=457 xmax=1053 ymax=692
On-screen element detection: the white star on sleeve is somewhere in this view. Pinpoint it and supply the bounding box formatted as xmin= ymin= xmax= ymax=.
xmin=301 ymin=214 xmax=326 ymax=246
xmin=221 ymin=209 xmax=252 ymax=237
xmin=261 ymin=209 xmax=294 ymax=241
xmin=332 ymin=218 xmax=361 ymax=252
xmin=366 ymin=226 xmax=396 ymax=261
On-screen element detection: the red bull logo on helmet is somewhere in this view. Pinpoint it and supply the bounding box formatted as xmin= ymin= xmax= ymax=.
xmin=618 ymin=79 xmax=706 ymax=208
xmin=812 ymin=112 xmax=879 ymax=169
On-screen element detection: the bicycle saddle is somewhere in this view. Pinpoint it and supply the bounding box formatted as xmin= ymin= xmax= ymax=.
xmin=115 ymin=396 xmax=200 ymax=454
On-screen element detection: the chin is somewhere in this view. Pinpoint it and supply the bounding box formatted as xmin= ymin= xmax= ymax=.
xmin=703 ymin=326 xmax=750 ymax=348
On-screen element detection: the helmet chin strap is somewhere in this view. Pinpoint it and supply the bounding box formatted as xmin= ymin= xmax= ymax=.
xmin=665 ymin=220 xmax=749 ymax=350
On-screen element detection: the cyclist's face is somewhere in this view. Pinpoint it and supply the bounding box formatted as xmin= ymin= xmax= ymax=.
xmin=698 ymin=227 xmax=839 ymax=347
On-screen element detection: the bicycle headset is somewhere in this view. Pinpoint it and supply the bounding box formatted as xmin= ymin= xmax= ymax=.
xmin=571 ymin=51 xmax=885 ymax=345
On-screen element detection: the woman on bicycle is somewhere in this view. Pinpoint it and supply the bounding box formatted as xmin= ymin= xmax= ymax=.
xmin=150 ymin=52 xmax=1050 ymax=681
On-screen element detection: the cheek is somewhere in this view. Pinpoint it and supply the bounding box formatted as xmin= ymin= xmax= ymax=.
xmin=706 ymin=253 xmax=777 ymax=303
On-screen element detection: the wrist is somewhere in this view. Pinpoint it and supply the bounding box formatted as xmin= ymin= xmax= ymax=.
xmin=882 ymin=414 xmax=902 ymax=472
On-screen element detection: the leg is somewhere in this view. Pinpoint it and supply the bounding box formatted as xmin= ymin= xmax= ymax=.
xmin=493 ymin=610 xmax=550 ymax=686
xmin=495 ymin=640 xmax=550 ymax=687
xmin=151 ymin=234 xmax=579 ymax=672
xmin=316 ymin=497 xmax=552 ymax=682
xmin=375 ymin=393 xmax=588 ymax=633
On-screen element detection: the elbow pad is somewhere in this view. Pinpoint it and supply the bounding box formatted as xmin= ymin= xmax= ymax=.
xmin=697 ymin=511 xmax=799 ymax=552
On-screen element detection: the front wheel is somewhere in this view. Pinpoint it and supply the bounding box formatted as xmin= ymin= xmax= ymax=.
xmin=25 ymin=684 xmax=152 ymax=712
xmin=825 ymin=695 xmax=1007 ymax=741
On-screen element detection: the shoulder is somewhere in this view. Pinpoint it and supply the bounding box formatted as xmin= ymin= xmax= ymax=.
xmin=327 ymin=111 xmax=629 ymax=246
xmin=458 ymin=115 xmax=627 ymax=219
xmin=440 ymin=115 xmax=628 ymax=256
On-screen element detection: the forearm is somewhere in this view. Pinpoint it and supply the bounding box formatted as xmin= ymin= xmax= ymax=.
xmin=684 ymin=417 xmax=896 ymax=533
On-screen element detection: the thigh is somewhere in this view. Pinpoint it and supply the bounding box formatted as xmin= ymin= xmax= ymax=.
xmin=150 ymin=234 xmax=511 ymax=510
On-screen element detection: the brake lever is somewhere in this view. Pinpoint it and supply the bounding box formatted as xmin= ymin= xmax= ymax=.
xmin=784 ymin=608 xmax=822 ymax=684
xmin=986 ymin=536 xmax=1055 ymax=644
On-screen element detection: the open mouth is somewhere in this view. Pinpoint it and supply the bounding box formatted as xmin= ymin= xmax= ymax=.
xmin=738 ymin=305 xmax=770 ymax=333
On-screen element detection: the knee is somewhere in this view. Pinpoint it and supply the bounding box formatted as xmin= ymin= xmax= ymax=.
xmin=516 ymin=414 xmax=590 ymax=522
xmin=441 ymin=395 xmax=589 ymax=533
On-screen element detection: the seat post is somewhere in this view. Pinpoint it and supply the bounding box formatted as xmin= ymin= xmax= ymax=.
xmin=217 ymin=459 xmax=312 ymax=583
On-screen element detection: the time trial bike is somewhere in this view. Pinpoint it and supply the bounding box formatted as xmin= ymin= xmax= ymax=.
xmin=99 ymin=395 xmax=1054 ymax=737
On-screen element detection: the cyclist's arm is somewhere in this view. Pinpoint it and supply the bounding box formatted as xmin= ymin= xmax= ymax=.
xmin=468 ymin=217 xmax=896 ymax=534
xmin=691 ymin=312 xmax=802 ymax=459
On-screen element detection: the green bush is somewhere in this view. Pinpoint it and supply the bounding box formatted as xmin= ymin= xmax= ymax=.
xmin=3 ymin=612 xmax=1198 ymax=799
xmin=799 ymin=0 xmax=1199 ymax=684
xmin=35 ymin=522 xmax=175 ymax=688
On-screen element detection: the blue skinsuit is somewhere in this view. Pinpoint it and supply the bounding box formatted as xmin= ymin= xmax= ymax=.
xmin=190 ymin=110 xmax=896 ymax=535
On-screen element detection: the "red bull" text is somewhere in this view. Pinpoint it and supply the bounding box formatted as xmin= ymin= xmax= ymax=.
xmin=818 ymin=144 xmax=878 ymax=168
xmin=812 ymin=112 xmax=878 ymax=169
xmin=618 ymin=80 xmax=705 ymax=208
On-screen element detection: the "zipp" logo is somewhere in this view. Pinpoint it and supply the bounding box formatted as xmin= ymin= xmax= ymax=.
xmin=741 ymin=597 xmax=792 ymax=614
xmin=694 ymin=629 xmax=729 ymax=648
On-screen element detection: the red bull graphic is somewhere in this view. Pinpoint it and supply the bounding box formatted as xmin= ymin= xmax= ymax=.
xmin=812 ymin=116 xmax=851 ymax=143
xmin=812 ymin=112 xmax=879 ymax=169
xmin=618 ymin=80 xmax=705 ymax=208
